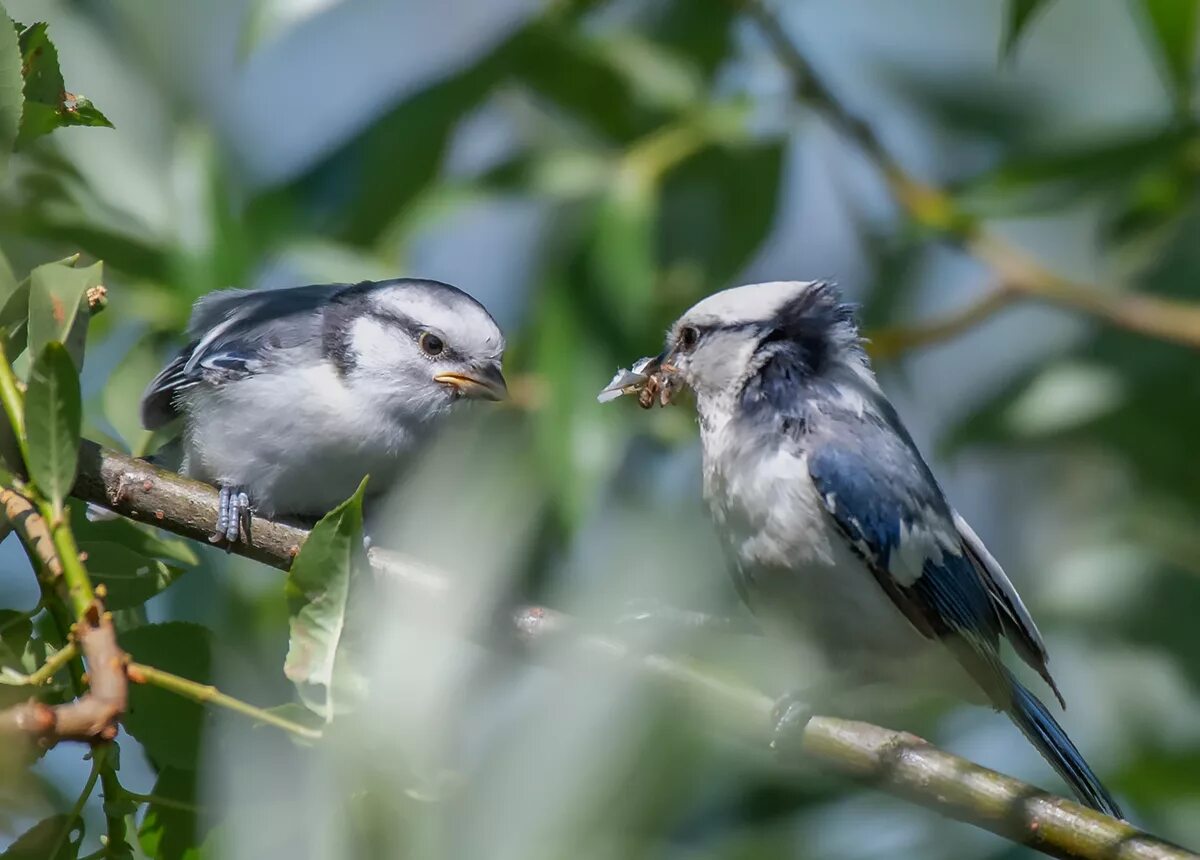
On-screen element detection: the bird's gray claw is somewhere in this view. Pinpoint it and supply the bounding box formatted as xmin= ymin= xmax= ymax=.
xmin=210 ymin=486 xmax=251 ymax=545
xmin=769 ymin=690 xmax=814 ymax=756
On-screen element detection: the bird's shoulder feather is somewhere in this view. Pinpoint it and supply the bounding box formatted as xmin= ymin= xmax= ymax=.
xmin=140 ymin=283 xmax=354 ymax=429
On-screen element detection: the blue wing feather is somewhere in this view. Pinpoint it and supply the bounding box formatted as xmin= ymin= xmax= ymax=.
xmin=807 ymin=432 xmax=1002 ymax=649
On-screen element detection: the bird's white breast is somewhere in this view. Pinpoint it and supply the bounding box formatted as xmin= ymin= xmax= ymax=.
xmin=698 ymin=408 xmax=931 ymax=675
xmin=181 ymin=362 xmax=426 ymax=516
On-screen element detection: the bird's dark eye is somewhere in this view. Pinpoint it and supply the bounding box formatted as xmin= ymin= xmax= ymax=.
xmin=678 ymin=326 xmax=700 ymax=350
xmin=419 ymin=332 xmax=445 ymax=356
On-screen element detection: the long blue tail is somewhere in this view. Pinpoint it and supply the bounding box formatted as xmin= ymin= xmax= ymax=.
xmin=1006 ymin=678 xmax=1123 ymax=818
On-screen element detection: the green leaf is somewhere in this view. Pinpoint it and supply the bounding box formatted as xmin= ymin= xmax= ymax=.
xmin=1137 ymin=0 xmax=1200 ymax=107
xmin=284 ymin=477 xmax=366 ymax=721
xmin=0 ymin=276 xmax=29 ymax=350
xmin=278 ymin=31 xmax=511 ymax=246
xmin=0 ymin=13 xmax=22 ymax=176
xmin=27 ymin=257 xmax=99 ymax=371
xmin=121 ymin=622 xmax=213 ymax=771
xmin=510 ymin=23 xmax=660 ymax=142
xmin=70 ymin=505 xmax=199 ymax=567
xmin=28 ymin=258 xmax=100 ymax=371
xmin=0 ymin=609 xmax=32 ymax=655
xmin=647 ymin=0 xmax=735 ymax=79
xmin=139 ymin=768 xmax=207 ymax=860
xmin=15 ymin=22 xmax=112 ymax=148
xmin=25 ymin=342 xmax=81 ymax=510
xmin=657 ymin=142 xmax=784 ymax=290
xmin=0 ymin=814 xmax=81 ymax=860
xmin=80 ymin=541 xmax=187 ymax=610
xmin=590 ymin=185 xmax=657 ymax=335
xmin=1001 ymin=0 xmax=1053 ymax=59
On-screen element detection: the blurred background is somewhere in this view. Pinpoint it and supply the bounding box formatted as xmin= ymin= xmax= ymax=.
xmin=2 ymin=0 xmax=1200 ymax=857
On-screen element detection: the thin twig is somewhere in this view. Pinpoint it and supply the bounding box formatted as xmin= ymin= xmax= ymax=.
xmin=127 ymin=662 xmax=322 ymax=741
xmin=736 ymin=0 xmax=1200 ymax=353
xmin=49 ymin=746 xmax=105 ymax=860
xmin=0 ymin=640 xmax=78 ymax=686
xmin=514 ymin=605 xmax=1195 ymax=860
xmin=867 ymin=286 xmax=1018 ymax=360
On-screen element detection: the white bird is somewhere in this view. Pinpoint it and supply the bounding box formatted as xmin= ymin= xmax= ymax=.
xmin=141 ymin=278 xmax=507 ymax=542
xmin=630 ymin=280 xmax=1121 ymax=817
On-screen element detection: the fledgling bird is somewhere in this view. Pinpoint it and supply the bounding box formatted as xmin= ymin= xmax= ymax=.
xmin=632 ymin=280 xmax=1121 ymax=817
xmin=141 ymin=278 xmax=507 ymax=542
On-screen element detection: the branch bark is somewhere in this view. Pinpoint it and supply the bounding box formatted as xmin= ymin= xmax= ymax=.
xmin=0 ymin=602 xmax=126 ymax=747
xmin=62 ymin=440 xmax=1199 ymax=860
xmin=733 ymin=0 xmax=1200 ymax=354
xmin=72 ymin=439 xmax=307 ymax=570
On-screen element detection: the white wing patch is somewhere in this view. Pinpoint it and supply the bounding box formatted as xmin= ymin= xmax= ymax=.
xmin=890 ymin=509 xmax=961 ymax=586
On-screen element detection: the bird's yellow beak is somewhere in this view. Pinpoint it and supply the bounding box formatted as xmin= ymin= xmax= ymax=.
xmin=434 ymin=363 xmax=508 ymax=401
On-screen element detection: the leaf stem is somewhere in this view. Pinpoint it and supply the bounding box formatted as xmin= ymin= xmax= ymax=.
xmin=49 ymin=745 xmax=105 ymax=860
xmin=0 ymin=341 xmax=28 ymax=465
xmin=121 ymin=789 xmax=204 ymax=814
xmin=38 ymin=496 xmax=95 ymax=618
xmin=127 ymin=662 xmax=322 ymax=741
xmin=0 ymin=639 xmax=78 ymax=686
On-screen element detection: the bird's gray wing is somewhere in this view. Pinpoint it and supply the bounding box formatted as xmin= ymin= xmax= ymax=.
xmin=804 ymin=402 xmax=1064 ymax=708
xmin=952 ymin=510 xmax=1056 ymax=700
xmin=140 ymin=283 xmax=349 ymax=429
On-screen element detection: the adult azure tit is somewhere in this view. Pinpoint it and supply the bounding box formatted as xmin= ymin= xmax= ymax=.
xmin=141 ymin=278 xmax=507 ymax=542
xmin=617 ymin=280 xmax=1121 ymax=817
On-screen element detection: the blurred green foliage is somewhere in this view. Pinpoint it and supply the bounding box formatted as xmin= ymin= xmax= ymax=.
xmin=0 ymin=1 xmax=1198 ymax=859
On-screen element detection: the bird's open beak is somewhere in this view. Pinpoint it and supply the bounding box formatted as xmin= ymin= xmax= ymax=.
xmin=434 ymin=362 xmax=508 ymax=401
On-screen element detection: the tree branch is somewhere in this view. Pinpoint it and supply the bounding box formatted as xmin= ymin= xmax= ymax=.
xmin=72 ymin=439 xmax=307 ymax=570
xmin=64 ymin=440 xmax=1198 ymax=859
xmin=0 ymin=603 xmax=126 ymax=747
xmin=734 ymin=0 xmax=1200 ymax=354
xmin=126 ymin=661 xmax=321 ymax=741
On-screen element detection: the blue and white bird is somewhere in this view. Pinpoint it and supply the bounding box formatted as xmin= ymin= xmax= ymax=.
xmin=632 ymin=280 xmax=1121 ymax=817
xmin=141 ymin=278 xmax=507 ymax=542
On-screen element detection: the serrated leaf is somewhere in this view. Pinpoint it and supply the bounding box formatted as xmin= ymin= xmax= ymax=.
xmin=0 ymin=814 xmax=82 ymax=860
xmin=1002 ymin=0 xmax=1053 ymax=60
xmin=15 ymin=22 xmax=112 ymax=148
xmin=80 ymin=541 xmax=187 ymax=610
xmin=25 ymin=342 xmax=81 ymax=510
xmin=28 ymin=259 xmax=99 ymax=372
xmin=138 ymin=768 xmax=207 ymax=860
xmin=0 ymin=13 xmax=22 ymax=177
xmin=284 ymin=477 xmax=366 ymax=721
xmin=1137 ymin=0 xmax=1200 ymax=106
xmin=121 ymin=622 xmax=213 ymax=771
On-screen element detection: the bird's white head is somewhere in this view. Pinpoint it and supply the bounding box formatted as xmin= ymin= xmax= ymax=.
xmin=655 ymin=280 xmax=869 ymax=410
xmin=326 ymin=279 xmax=507 ymax=419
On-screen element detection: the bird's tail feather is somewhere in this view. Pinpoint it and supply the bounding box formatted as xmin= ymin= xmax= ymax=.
xmin=1006 ymin=677 xmax=1123 ymax=819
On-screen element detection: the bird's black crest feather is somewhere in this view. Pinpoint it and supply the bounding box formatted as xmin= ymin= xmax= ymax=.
xmin=764 ymin=281 xmax=862 ymax=363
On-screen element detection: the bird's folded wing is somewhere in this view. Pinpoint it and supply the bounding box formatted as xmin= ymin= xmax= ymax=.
xmin=803 ymin=412 xmax=1063 ymax=707
xmin=140 ymin=283 xmax=345 ymax=429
